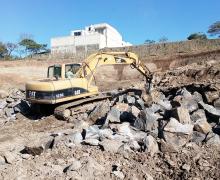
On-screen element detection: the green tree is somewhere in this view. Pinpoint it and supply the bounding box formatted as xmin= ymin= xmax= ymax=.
xmin=208 ymin=21 xmax=220 ymax=38
xmin=159 ymin=36 xmax=168 ymax=43
xmin=19 ymin=38 xmax=47 ymax=55
xmin=144 ymin=39 xmax=155 ymax=45
xmin=0 ymin=42 xmax=8 ymax=59
xmin=6 ymin=42 xmax=17 ymax=56
xmin=187 ymin=32 xmax=207 ymax=40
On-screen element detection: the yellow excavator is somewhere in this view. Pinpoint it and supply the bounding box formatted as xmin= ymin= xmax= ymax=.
xmin=26 ymin=52 xmax=153 ymax=119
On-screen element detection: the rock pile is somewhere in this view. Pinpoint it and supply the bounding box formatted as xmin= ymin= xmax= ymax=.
xmin=50 ymin=85 xmax=220 ymax=157
xmin=0 ymin=88 xmax=28 ymax=124
xmin=1 ymin=85 xmax=220 ymax=179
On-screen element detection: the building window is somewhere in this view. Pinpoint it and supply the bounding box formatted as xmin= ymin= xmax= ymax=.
xmin=95 ymin=28 xmax=104 ymax=34
xmin=74 ymin=31 xmax=81 ymax=36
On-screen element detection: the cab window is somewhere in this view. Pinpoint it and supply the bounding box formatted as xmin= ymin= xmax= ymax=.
xmin=47 ymin=65 xmax=61 ymax=78
xmin=65 ymin=64 xmax=81 ymax=78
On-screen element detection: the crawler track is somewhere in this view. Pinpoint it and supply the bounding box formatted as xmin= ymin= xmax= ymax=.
xmin=54 ymin=88 xmax=144 ymax=120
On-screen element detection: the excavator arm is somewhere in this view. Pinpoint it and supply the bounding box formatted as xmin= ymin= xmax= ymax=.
xmin=75 ymin=52 xmax=153 ymax=92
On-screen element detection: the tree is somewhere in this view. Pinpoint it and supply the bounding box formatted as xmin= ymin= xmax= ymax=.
xmin=208 ymin=21 xmax=220 ymax=38
xmin=6 ymin=42 xmax=17 ymax=56
xmin=0 ymin=42 xmax=8 ymax=59
xmin=159 ymin=36 xmax=168 ymax=43
xmin=19 ymin=38 xmax=47 ymax=55
xmin=187 ymin=32 xmax=207 ymax=40
xmin=144 ymin=39 xmax=155 ymax=45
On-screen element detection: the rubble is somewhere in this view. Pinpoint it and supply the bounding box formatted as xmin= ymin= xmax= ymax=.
xmin=99 ymin=139 xmax=123 ymax=153
xmin=172 ymin=107 xmax=191 ymax=124
xmin=199 ymin=101 xmax=220 ymax=117
xmin=0 ymin=88 xmax=28 ymax=123
xmin=143 ymin=135 xmax=159 ymax=156
xmin=163 ymin=118 xmax=193 ymax=149
xmin=1 ymin=63 xmax=220 ymax=179
xmin=194 ymin=119 xmax=212 ymax=134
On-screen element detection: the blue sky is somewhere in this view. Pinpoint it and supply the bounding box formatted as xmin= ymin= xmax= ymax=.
xmin=0 ymin=0 xmax=219 ymax=46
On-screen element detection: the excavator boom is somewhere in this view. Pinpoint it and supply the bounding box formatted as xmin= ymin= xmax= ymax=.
xmin=75 ymin=52 xmax=153 ymax=89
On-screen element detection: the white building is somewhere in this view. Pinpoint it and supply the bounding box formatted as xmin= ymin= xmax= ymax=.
xmin=51 ymin=23 xmax=131 ymax=56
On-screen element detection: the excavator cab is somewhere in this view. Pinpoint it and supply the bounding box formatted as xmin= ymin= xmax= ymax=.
xmin=47 ymin=63 xmax=81 ymax=79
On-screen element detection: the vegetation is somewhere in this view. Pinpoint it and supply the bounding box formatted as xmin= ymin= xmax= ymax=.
xmin=187 ymin=32 xmax=207 ymax=40
xmin=144 ymin=39 xmax=155 ymax=45
xmin=19 ymin=38 xmax=47 ymax=55
xmin=0 ymin=42 xmax=8 ymax=58
xmin=0 ymin=35 xmax=48 ymax=60
xmin=208 ymin=21 xmax=220 ymax=38
xmin=159 ymin=36 xmax=168 ymax=43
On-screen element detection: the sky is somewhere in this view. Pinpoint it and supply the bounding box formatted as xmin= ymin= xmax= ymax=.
xmin=0 ymin=0 xmax=219 ymax=46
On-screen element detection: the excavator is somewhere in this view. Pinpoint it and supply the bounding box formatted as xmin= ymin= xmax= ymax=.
xmin=25 ymin=52 xmax=153 ymax=119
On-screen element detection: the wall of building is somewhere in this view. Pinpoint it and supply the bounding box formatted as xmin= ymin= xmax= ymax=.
xmin=106 ymin=28 xmax=123 ymax=47
xmin=51 ymin=23 xmax=130 ymax=57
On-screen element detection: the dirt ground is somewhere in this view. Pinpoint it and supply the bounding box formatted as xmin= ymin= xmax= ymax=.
xmin=1 ymin=50 xmax=220 ymax=179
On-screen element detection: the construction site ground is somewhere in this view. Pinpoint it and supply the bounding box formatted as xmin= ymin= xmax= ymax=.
xmin=0 ymin=49 xmax=220 ymax=179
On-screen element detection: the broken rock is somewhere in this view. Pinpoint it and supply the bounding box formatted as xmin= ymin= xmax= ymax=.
xmin=194 ymin=119 xmax=212 ymax=134
xmin=134 ymin=108 xmax=159 ymax=132
xmin=106 ymin=107 xmax=120 ymax=123
xmin=204 ymin=91 xmax=219 ymax=104
xmin=191 ymin=109 xmax=207 ymax=123
xmin=112 ymin=170 xmax=125 ymax=179
xmin=66 ymin=159 xmax=82 ymax=172
xmin=0 ymin=90 xmax=9 ymax=99
xmin=68 ymin=132 xmax=83 ymax=145
xmin=114 ymin=103 xmax=129 ymax=112
xmin=126 ymin=95 xmax=136 ymax=105
xmin=84 ymin=138 xmax=99 ymax=146
xmin=143 ymin=135 xmax=159 ymax=156
xmin=172 ymin=107 xmax=191 ymax=124
xmin=199 ymin=101 xmax=220 ymax=116
xmin=4 ymin=108 xmax=15 ymax=118
xmin=0 ymin=100 xmax=7 ymax=109
xmin=99 ymin=139 xmax=123 ymax=153
xmin=214 ymin=98 xmax=220 ymax=110
xmin=192 ymin=131 xmax=206 ymax=143
xmin=117 ymin=122 xmax=133 ymax=138
xmin=163 ymin=118 xmax=193 ymax=148
xmin=84 ymin=125 xmax=100 ymax=139
xmin=0 ymin=155 xmax=6 ymax=165
xmin=88 ymin=102 xmax=110 ymax=122
xmin=206 ymin=133 xmax=220 ymax=146
xmin=131 ymin=105 xmax=140 ymax=118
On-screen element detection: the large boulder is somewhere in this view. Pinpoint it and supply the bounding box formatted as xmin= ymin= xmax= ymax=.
xmin=0 ymin=100 xmax=7 ymax=109
xmin=67 ymin=132 xmax=83 ymax=145
xmin=88 ymin=102 xmax=110 ymax=122
xmin=134 ymin=108 xmax=160 ymax=132
xmin=194 ymin=119 xmax=212 ymax=134
xmin=151 ymin=90 xmax=172 ymax=110
xmin=99 ymin=139 xmax=123 ymax=153
xmin=115 ymin=122 xmax=133 ymax=138
xmin=199 ymin=101 xmax=220 ymax=117
xmin=163 ymin=118 xmax=193 ymax=149
xmin=191 ymin=109 xmax=207 ymax=123
xmin=172 ymin=107 xmax=191 ymax=124
xmin=206 ymin=133 xmax=220 ymax=146
xmin=106 ymin=107 xmax=121 ymax=123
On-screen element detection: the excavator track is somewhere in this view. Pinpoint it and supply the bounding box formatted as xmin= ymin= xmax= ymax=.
xmin=54 ymin=88 xmax=144 ymax=120
xmin=54 ymin=94 xmax=112 ymax=120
